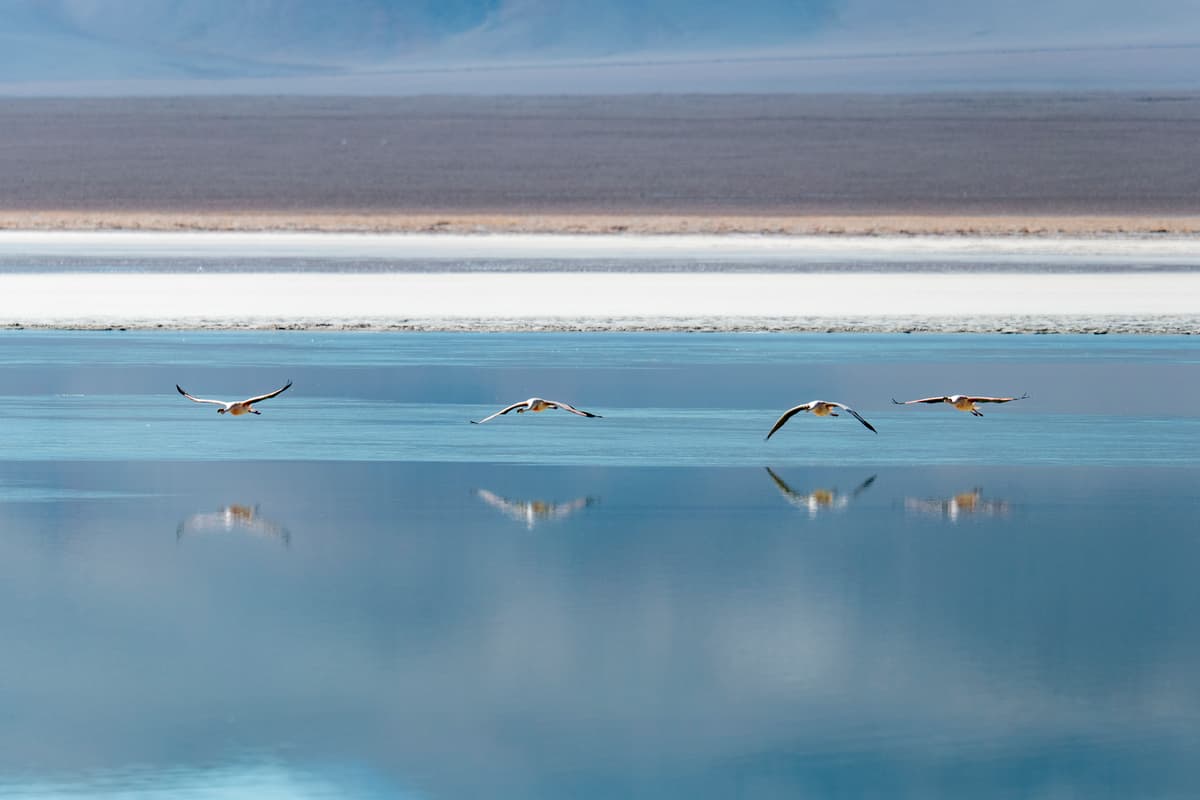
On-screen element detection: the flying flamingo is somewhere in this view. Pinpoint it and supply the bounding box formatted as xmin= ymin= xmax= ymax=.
xmin=891 ymin=393 xmax=1028 ymax=417
xmin=176 ymin=380 xmax=293 ymax=415
xmin=471 ymin=397 xmax=601 ymax=424
xmin=765 ymin=400 xmax=877 ymax=441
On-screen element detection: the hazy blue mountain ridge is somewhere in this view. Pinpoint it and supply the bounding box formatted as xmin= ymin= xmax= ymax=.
xmin=1 ymin=0 xmax=1196 ymax=90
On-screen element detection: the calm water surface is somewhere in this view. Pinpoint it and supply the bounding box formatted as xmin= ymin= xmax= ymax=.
xmin=1 ymin=332 xmax=1198 ymax=798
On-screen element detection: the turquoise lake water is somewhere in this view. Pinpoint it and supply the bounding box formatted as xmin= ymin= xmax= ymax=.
xmin=0 ymin=331 xmax=1197 ymax=798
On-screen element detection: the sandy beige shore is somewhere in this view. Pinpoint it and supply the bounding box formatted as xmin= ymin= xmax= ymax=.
xmin=5 ymin=211 xmax=1200 ymax=237
xmin=2 ymin=273 xmax=1196 ymax=333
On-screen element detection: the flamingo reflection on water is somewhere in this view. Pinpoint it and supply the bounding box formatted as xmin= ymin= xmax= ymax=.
xmin=905 ymin=489 xmax=1010 ymax=522
xmin=177 ymin=504 xmax=291 ymax=545
xmin=764 ymin=468 xmax=877 ymax=517
xmin=475 ymin=489 xmax=596 ymax=530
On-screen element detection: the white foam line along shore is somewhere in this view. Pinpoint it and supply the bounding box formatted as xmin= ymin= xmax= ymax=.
xmin=2 ymin=230 xmax=1199 ymax=266
xmin=1 ymin=273 xmax=1197 ymax=332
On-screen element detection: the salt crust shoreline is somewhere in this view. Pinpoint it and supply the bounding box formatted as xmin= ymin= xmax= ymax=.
xmin=1 ymin=273 xmax=1196 ymax=334
xmin=5 ymin=319 xmax=1197 ymax=334
xmin=5 ymin=212 xmax=1200 ymax=237
xmin=4 ymin=229 xmax=1198 ymax=265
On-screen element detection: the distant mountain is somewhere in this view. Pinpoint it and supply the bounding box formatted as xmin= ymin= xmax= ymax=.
xmin=434 ymin=0 xmax=836 ymax=59
xmin=0 ymin=0 xmax=836 ymax=79
xmin=0 ymin=0 xmax=1196 ymax=89
xmin=0 ymin=0 xmax=488 ymax=78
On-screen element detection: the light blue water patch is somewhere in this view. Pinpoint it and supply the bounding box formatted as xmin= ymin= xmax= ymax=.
xmin=0 ymin=460 xmax=1197 ymax=799
xmin=0 ymin=482 xmax=146 ymax=503
xmin=0 ymin=327 xmax=1196 ymax=798
xmin=0 ymin=395 xmax=1195 ymax=466
xmin=0 ymin=330 xmax=1196 ymax=368
xmin=0 ymin=331 xmax=1196 ymax=465
xmin=0 ymin=759 xmax=411 ymax=800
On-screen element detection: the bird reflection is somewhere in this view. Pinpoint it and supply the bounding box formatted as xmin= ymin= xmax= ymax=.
xmin=176 ymin=504 xmax=291 ymax=545
xmin=764 ymin=468 xmax=877 ymax=517
xmin=475 ymin=489 xmax=597 ymax=530
xmin=905 ymin=489 xmax=1010 ymax=522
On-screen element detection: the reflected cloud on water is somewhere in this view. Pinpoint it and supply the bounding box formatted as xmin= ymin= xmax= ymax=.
xmin=475 ymin=489 xmax=597 ymax=530
xmin=905 ymin=489 xmax=1011 ymax=522
xmin=764 ymin=467 xmax=877 ymax=517
xmin=2 ymin=461 xmax=1199 ymax=798
xmin=0 ymin=761 xmax=399 ymax=800
xmin=176 ymin=504 xmax=291 ymax=545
